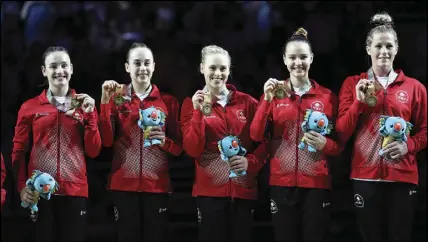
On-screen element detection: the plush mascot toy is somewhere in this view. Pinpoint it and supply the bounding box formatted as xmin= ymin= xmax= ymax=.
xmin=378 ymin=115 xmax=412 ymax=156
xmin=21 ymin=170 xmax=59 ymax=213
xmin=298 ymin=109 xmax=332 ymax=152
xmin=218 ymin=135 xmax=247 ymax=178
xmin=138 ymin=106 xmax=167 ymax=147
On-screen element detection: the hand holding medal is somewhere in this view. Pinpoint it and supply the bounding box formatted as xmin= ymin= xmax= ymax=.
xmin=201 ymin=91 xmax=213 ymax=116
xmin=274 ymin=80 xmax=290 ymax=100
xmin=264 ymin=78 xmax=290 ymax=102
xmin=72 ymin=94 xmax=95 ymax=113
xmin=71 ymin=96 xmax=82 ymax=109
xmin=101 ymin=80 xmax=124 ymax=105
xmin=113 ymin=84 xmax=126 ymax=106
xmin=356 ymin=79 xmax=378 ymax=107
xmin=192 ymin=90 xmax=213 ymax=116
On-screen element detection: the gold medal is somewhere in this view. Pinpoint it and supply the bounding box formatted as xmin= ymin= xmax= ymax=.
xmin=201 ymin=92 xmax=213 ymax=116
xmin=274 ymin=81 xmax=287 ymax=100
xmin=71 ymin=97 xmax=81 ymax=109
xmin=202 ymin=103 xmax=212 ymax=116
xmin=274 ymin=88 xmax=285 ymax=99
xmin=114 ymin=95 xmax=125 ymax=106
xmin=113 ymin=85 xmax=125 ymax=106
xmin=365 ymin=95 xmax=377 ymax=107
xmin=362 ymin=82 xmax=377 ymax=107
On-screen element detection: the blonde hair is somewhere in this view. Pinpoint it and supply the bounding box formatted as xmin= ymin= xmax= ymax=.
xmin=200 ymin=45 xmax=231 ymax=66
xmin=366 ymin=12 xmax=398 ymax=48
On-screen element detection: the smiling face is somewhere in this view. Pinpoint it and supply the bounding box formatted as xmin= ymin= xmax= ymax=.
xmin=200 ymin=53 xmax=230 ymax=91
xmin=125 ymin=47 xmax=155 ymax=86
xmin=41 ymin=51 xmax=73 ymax=89
xmin=366 ymin=32 xmax=398 ymax=72
xmin=283 ymin=41 xmax=313 ymax=79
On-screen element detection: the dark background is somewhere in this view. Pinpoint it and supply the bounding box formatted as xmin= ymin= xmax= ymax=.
xmin=1 ymin=1 xmax=426 ymax=241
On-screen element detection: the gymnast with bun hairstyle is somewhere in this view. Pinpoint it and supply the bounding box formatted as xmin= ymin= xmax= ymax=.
xmin=250 ymin=28 xmax=343 ymax=241
xmin=335 ymin=12 xmax=427 ymax=241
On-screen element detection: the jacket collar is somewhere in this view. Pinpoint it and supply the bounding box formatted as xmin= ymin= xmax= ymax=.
xmin=200 ymin=84 xmax=238 ymax=104
xmin=39 ymin=88 xmax=75 ymax=104
xmin=126 ymin=83 xmax=161 ymax=99
xmin=363 ymin=68 xmax=405 ymax=84
xmin=285 ymin=79 xmax=323 ymax=96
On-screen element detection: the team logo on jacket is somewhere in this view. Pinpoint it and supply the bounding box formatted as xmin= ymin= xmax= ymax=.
xmin=395 ymin=90 xmax=409 ymax=103
xmin=236 ymin=110 xmax=247 ymax=123
xmin=354 ymin=194 xmax=364 ymax=208
xmin=270 ymin=199 xmax=279 ymax=214
xmin=310 ymin=101 xmax=324 ymax=112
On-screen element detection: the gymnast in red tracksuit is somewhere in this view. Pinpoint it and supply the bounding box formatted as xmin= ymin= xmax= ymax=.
xmin=12 ymin=46 xmax=102 ymax=241
xmin=250 ymin=28 xmax=343 ymax=241
xmin=180 ymin=45 xmax=267 ymax=241
xmin=336 ymin=12 xmax=427 ymax=241
xmin=99 ymin=42 xmax=182 ymax=241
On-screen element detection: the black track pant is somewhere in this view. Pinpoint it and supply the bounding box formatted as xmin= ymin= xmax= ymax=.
xmin=30 ymin=195 xmax=87 ymax=242
xmin=112 ymin=191 xmax=169 ymax=241
xmin=270 ymin=186 xmax=331 ymax=241
xmin=353 ymin=180 xmax=417 ymax=241
xmin=195 ymin=196 xmax=256 ymax=241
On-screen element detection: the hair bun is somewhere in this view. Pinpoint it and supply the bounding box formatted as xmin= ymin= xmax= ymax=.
xmin=293 ymin=27 xmax=308 ymax=39
xmin=370 ymin=12 xmax=394 ymax=28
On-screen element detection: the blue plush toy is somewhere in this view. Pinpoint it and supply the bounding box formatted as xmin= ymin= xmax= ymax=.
xmin=137 ymin=106 xmax=167 ymax=147
xmin=298 ymin=109 xmax=333 ymax=152
xmin=218 ymin=135 xmax=247 ymax=178
xmin=21 ymin=170 xmax=59 ymax=213
xmin=378 ymin=115 xmax=412 ymax=156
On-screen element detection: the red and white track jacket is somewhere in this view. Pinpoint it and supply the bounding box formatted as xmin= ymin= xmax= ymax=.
xmin=12 ymin=89 xmax=102 ymax=197
xmin=336 ymin=70 xmax=427 ymax=185
xmin=181 ymin=84 xmax=268 ymax=200
xmin=99 ymin=84 xmax=182 ymax=193
xmin=250 ymin=79 xmax=342 ymax=189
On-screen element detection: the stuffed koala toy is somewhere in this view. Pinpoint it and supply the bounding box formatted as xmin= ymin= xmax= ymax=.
xmin=218 ymin=135 xmax=247 ymax=178
xmin=378 ymin=115 xmax=412 ymax=156
xmin=21 ymin=170 xmax=59 ymax=213
xmin=138 ymin=106 xmax=167 ymax=147
xmin=298 ymin=109 xmax=333 ymax=152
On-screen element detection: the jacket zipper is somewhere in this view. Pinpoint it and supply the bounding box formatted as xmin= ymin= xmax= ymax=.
xmin=139 ymin=128 xmax=143 ymax=192
xmin=295 ymin=96 xmax=302 ymax=186
xmin=139 ymin=100 xmax=144 ymax=192
xmin=379 ymin=88 xmax=388 ymax=179
xmin=222 ymin=105 xmax=234 ymax=200
xmin=57 ymin=110 xmax=61 ymax=181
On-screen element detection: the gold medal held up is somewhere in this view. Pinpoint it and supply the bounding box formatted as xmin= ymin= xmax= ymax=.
xmin=363 ymin=82 xmax=377 ymax=107
xmin=114 ymin=85 xmax=125 ymax=106
xmin=71 ymin=97 xmax=81 ymax=109
xmin=201 ymin=92 xmax=212 ymax=116
xmin=274 ymin=81 xmax=286 ymax=99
